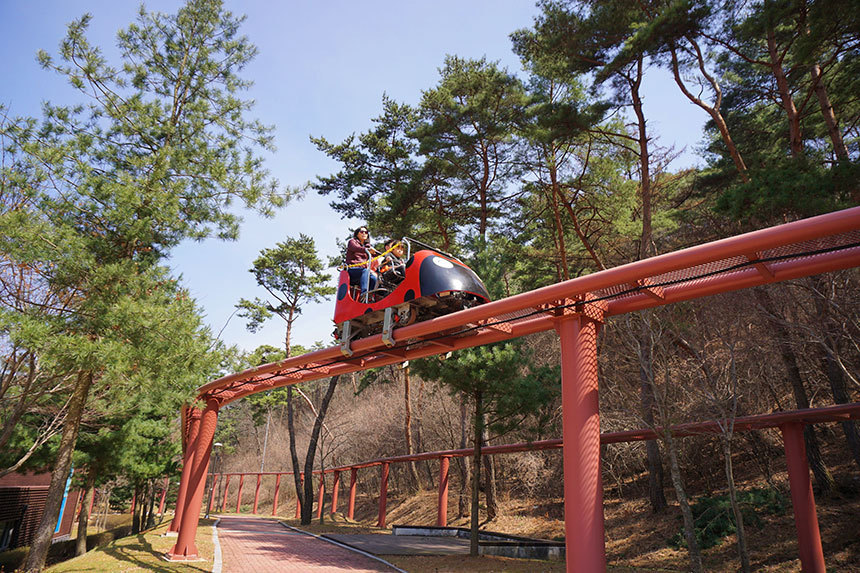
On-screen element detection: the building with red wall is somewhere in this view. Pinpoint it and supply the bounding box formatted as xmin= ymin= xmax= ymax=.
xmin=0 ymin=471 xmax=80 ymax=551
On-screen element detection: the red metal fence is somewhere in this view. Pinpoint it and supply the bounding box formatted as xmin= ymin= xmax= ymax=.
xmin=206 ymin=402 xmax=860 ymax=550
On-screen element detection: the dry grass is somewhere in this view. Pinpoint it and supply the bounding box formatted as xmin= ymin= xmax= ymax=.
xmin=386 ymin=554 xmax=568 ymax=572
xmin=304 ymin=473 xmax=859 ymax=573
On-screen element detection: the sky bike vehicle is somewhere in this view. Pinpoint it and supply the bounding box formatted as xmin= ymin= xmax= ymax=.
xmin=333 ymin=238 xmax=491 ymax=355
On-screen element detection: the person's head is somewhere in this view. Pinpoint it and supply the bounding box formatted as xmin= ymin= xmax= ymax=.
xmin=353 ymin=226 xmax=369 ymax=241
xmin=384 ymin=240 xmax=404 ymax=258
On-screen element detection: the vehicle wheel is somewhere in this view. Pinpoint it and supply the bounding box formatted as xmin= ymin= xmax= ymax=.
xmin=397 ymin=304 xmax=417 ymax=326
xmin=460 ymin=294 xmax=479 ymax=311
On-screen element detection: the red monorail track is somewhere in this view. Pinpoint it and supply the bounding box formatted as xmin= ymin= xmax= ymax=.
xmin=168 ymin=207 xmax=860 ymax=570
xmin=198 ymin=207 xmax=860 ymax=406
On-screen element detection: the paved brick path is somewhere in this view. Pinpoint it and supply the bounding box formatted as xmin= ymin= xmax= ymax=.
xmin=216 ymin=515 xmax=396 ymax=572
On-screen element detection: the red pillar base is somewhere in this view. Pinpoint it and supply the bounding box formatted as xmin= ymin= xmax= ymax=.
xmin=162 ymin=551 xmax=204 ymax=562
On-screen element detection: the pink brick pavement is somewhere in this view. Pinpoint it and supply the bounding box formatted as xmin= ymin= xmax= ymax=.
xmin=216 ymin=515 xmax=395 ymax=572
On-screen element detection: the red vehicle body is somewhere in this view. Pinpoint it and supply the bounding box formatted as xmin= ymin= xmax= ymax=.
xmin=333 ymin=245 xmax=491 ymax=345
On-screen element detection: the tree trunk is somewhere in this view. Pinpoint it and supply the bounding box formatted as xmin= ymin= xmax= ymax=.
xmin=630 ymin=57 xmax=668 ymax=513
xmin=481 ymin=422 xmax=497 ymax=520
xmin=23 ymin=370 xmax=94 ymax=573
xmin=140 ymin=485 xmax=148 ymax=531
xmin=722 ymin=434 xmax=751 ymax=572
xmin=301 ymin=376 xmax=339 ymax=525
xmin=140 ymin=485 xmax=149 ymax=532
xmin=810 ymin=277 xmax=860 ymax=472
xmin=479 ymin=150 xmax=490 ymax=240
xmin=669 ymin=43 xmax=749 ymax=182
xmin=630 ymin=57 xmax=652 ymax=263
xmin=260 ymin=409 xmax=271 ymax=473
xmin=820 ymin=344 xmax=860 ymax=471
xmin=664 ymin=430 xmax=704 ymax=573
xmin=754 ymin=288 xmax=834 ymax=493
xmin=639 ymin=317 xmax=668 ymax=511
xmin=98 ymin=487 xmax=111 ymax=532
xmin=287 ymin=386 xmax=304 ymax=519
xmin=146 ymin=479 xmax=157 ymax=529
xmin=548 ymin=164 xmax=570 ymax=280
xmin=458 ymin=396 xmax=470 ymax=518
xmin=131 ymin=485 xmax=141 ymax=534
xmin=767 ymin=26 xmax=803 ymax=157
xmin=809 ymin=64 xmax=848 ymax=160
xmin=75 ymin=472 xmax=95 ymax=557
xmin=415 ymin=378 xmax=434 ymax=485
xmin=403 ymin=367 xmax=421 ymax=490
xmin=317 ymin=456 xmax=326 ymax=525
xmin=470 ymin=390 xmax=484 ymax=557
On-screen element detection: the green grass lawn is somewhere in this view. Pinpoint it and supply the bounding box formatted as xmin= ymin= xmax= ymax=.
xmin=45 ymin=519 xmax=215 ymax=573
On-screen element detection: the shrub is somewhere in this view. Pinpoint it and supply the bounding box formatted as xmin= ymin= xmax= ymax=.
xmin=670 ymin=488 xmax=787 ymax=549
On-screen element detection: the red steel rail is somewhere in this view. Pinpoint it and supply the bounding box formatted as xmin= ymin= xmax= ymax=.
xmin=167 ymin=207 xmax=860 ymax=570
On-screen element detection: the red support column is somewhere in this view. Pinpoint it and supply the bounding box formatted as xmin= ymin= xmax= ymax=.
xmin=556 ymin=310 xmax=606 ymax=573
xmin=330 ymin=471 xmax=341 ymax=515
xmin=158 ymin=478 xmax=169 ymax=515
xmin=437 ymin=456 xmax=450 ymax=527
xmin=130 ymin=492 xmax=136 ymax=517
xmin=221 ymin=475 xmax=231 ymax=512
xmin=781 ymin=422 xmax=826 ymax=572
xmin=252 ymin=474 xmax=262 ymax=514
xmin=167 ymin=397 xmax=219 ymax=560
xmin=89 ymin=488 xmax=96 ymax=516
xmin=316 ymin=475 xmax=325 ymax=519
xmin=235 ymin=474 xmax=245 ymax=513
xmin=295 ymin=473 xmax=303 ymax=519
xmin=169 ymin=407 xmax=201 ymax=533
xmin=377 ymin=462 xmax=389 ymax=528
xmin=347 ymin=468 xmax=358 ymax=520
xmin=272 ymin=474 xmax=282 ymax=516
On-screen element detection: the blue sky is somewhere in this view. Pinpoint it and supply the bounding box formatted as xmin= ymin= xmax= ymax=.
xmin=1 ymin=0 xmax=705 ymax=353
